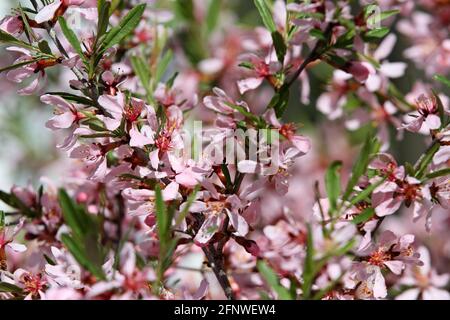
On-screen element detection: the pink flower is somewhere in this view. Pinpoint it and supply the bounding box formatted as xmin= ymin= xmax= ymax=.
xmin=70 ymin=143 xmax=108 ymax=181
xmin=345 ymin=61 xmax=370 ymax=83
xmin=264 ymin=109 xmax=311 ymax=155
xmin=188 ymin=195 xmax=249 ymax=247
xmin=0 ymin=15 xmax=23 ymax=36
xmin=396 ymin=246 xmax=450 ymax=300
xmin=237 ymin=53 xmax=281 ymax=94
xmin=402 ymin=94 xmax=441 ymax=133
xmin=41 ymin=95 xmax=85 ymax=130
xmin=6 ymin=47 xmax=52 ymax=95
xmin=122 ymin=182 xmax=181 ymax=217
xmin=98 ymin=92 xmax=146 ymax=131
xmin=352 ymin=230 xmax=422 ymax=299
xmin=0 ymin=220 xmax=27 ymax=268
xmin=35 ymin=0 xmax=86 ymax=24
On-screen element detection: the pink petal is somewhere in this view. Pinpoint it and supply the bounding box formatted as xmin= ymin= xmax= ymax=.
xmin=193 ymin=214 xmax=224 ymax=246
xmin=129 ymin=124 xmax=154 ymax=147
xmin=237 ymin=160 xmax=258 ymax=173
xmin=384 ymin=260 xmax=404 ymax=275
xmin=191 ymin=279 xmax=209 ymax=300
xmin=46 ymin=112 xmax=76 ymax=129
xmin=35 ymin=0 xmax=62 ymax=24
xmin=226 ymin=209 xmax=249 ymax=236
xmin=380 ymin=62 xmax=407 ymax=78
xmin=237 ymin=77 xmax=264 ymax=94
xmin=396 ymin=288 xmax=421 ymax=300
xmin=423 ymin=114 xmax=441 ymax=131
xmin=7 ymin=242 xmax=27 ymax=252
xmin=290 ymin=135 xmax=311 ymax=154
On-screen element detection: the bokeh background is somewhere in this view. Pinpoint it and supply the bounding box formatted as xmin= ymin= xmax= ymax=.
xmin=1 ymin=0 xmax=449 ymax=276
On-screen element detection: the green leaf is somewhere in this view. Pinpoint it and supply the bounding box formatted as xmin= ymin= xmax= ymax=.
xmin=0 ymin=210 xmax=4 ymax=227
xmin=45 ymin=92 xmax=96 ymax=106
xmin=253 ymin=0 xmax=276 ymax=32
xmin=325 ymin=161 xmax=342 ymax=215
xmin=175 ymin=186 xmax=200 ymax=227
xmin=224 ymin=102 xmax=262 ymax=125
xmin=206 ymin=0 xmax=221 ymax=33
xmin=309 ymin=28 xmax=326 ymax=41
xmin=0 ymin=59 xmax=38 ymax=74
xmin=269 ymin=85 xmax=290 ymax=118
xmin=0 ymin=282 xmax=23 ymax=294
xmin=425 ymin=168 xmax=450 ymax=180
xmin=155 ymin=50 xmax=173 ymax=85
xmin=58 ymin=17 xmax=85 ymax=62
xmin=271 ymin=31 xmax=286 ymax=63
xmin=130 ymin=55 xmax=152 ymax=101
xmin=101 ymin=4 xmax=146 ymax=51
xmin=61 ymin=234 xmax=105 ymax=280
xmin=174 ymin=0 xmax=195 ymax=21
xmin=0 ymin=29 xmax=22 ymax=44
xmin=348 ymin=177 xmax=385 ymax=206
xmin=257 ymin=260 xmax=292 ymax=300
xmin=415 ymin=142 xmax=440 ymax=179
xmin=58 ymin=189 xmax=86 ymax=240
xmin=155 ymin=184 xmax=168 ymax=243
xmin=351 ymin=207 xmax=375 ymax=225
xmin=367 ymin=9 xmax=400 ymax=26
xmin=434 ymin=74 xmax=450 ymax=88
xmin=0 ymin=190 xmax=37 ymax=217
xmin=0 ymin=30 xmax=35 ymax=51
xmin=38 ymin=40 xmax=52 ymax=55
xmin=302 ymin=224 xmax=314 ymax=299
xmin=364 ymin=27 xmax=390 ymax=39
xmin=238 ymin=61 xmax=254 ymax=69
xmin=97 ymin=0 xmax=111 ymax=43
xmin=342 ymin=131 xmax=376 ymax=202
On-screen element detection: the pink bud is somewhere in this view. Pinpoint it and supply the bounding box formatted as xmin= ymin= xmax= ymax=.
xmin=346 ymin=61 xmax=370 ymax=83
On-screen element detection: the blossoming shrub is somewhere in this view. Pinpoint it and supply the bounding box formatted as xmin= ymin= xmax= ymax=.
xmin=0 ymin=0 xmax=449 ymax=300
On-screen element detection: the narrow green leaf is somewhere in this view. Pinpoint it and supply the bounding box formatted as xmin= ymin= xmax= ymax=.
xmin=415 ymin=142 xmax=440 ymax=179
xmin=206 ymin=0 xmax=221 ymax=33
xmin=58 ymin=17 xmax=85 ymax=62
xmin=434 ymin=74 xmax=450 ymax=88
xmin=0 ymin=191 xmax=37 ymax=217
xmin=325 ymin=161 xmax=342 ymax=214
xmin=302 ymin=224 xmax=314 ymax=299
xmin=0 ymin=30 xmax=35 ymax=51
xmin=257 ymin=260 xmax=292 ymax=300
xmin=0 ymin=59 xmax=38 ymax=74
xmin=38 ymin=40 xmax=52 ymax=55
xmin=351 ymin=207 xmax=375 ymax=225
xmin=155 ymin=50 xmax=173 ymax=85
xmin=102 ymin=4 xmax=146 ymax=51
xmin=364 ymin=27 xmax=390 ymax=39
xmin=367 ymin=9 xmax=400 ymax=26
xmin=348 ymin=177 xmax=385 ymax=206
xmin=175 ymin=186 xmax=200 ymax=227
xmin=130 ymin=55 xmax=152 ymax=101
xmin=309 ymin=28 xmax=326 ymax=41
xmin=155 ymin=184 xmax=168 ymax=242
xmin=45 ymin=92 xmax=96 ymax=106
xmin=425 ymin=168 xmax=450 ymax=180
xmin=0 ymin=210 xmax=4 ymax=227
xmin=342 ymin=131 xmax=376 ymax=202
xmin=269 ymin=85 xmax=290 ymax=118
xmin=253 ymin=0 xmax=276 ymax=32
xmin=61 ymin=234 xmax=105 ymax=280
xmin=0 ymin=282 xmax=23 ymax=294
xmin=95 ymin=0 xmax=111 ymax=48
xmin=58 ymin=189 xmax=86 ymax=240
xmin=271 ymin=31 xmax=286 ymax=63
